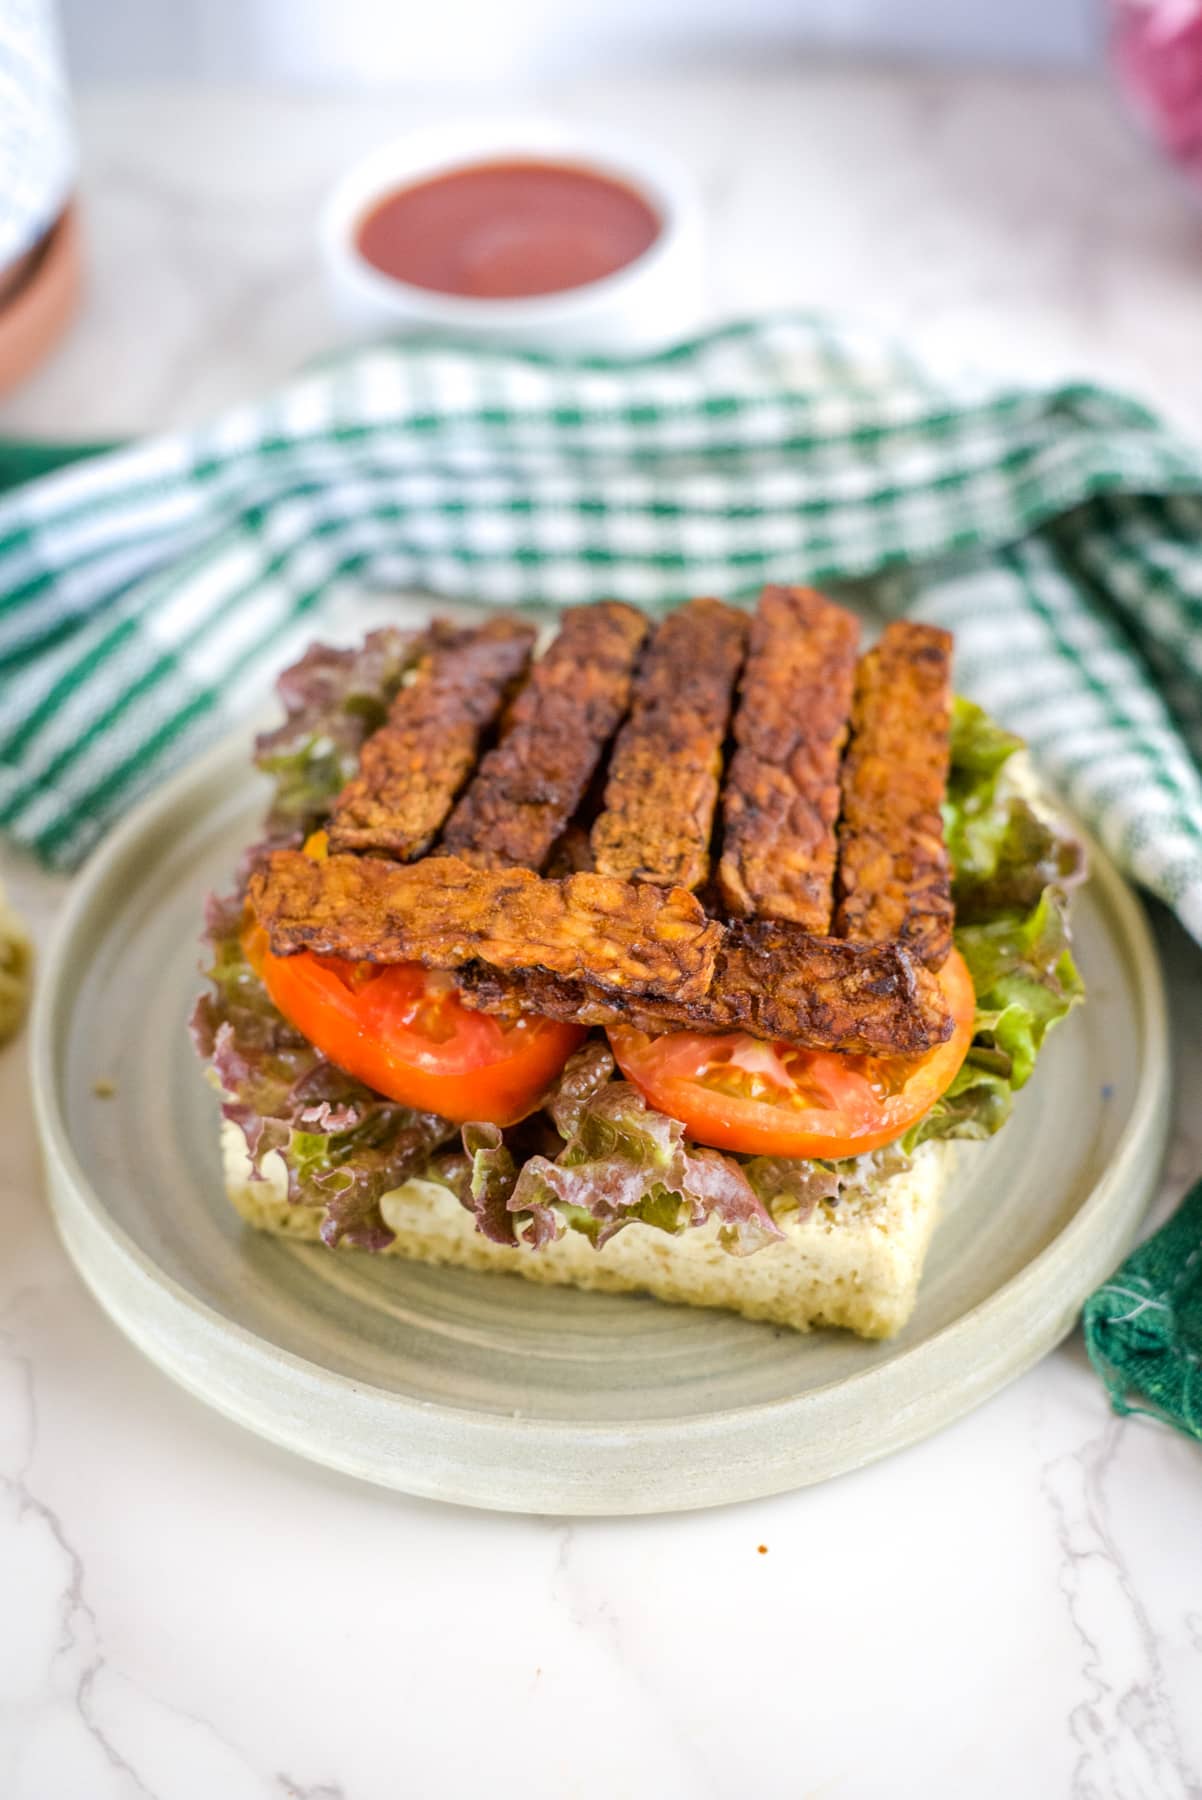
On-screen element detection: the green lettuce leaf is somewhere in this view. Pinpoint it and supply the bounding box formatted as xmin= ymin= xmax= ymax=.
xmin=905 ymin=699 xmax=1085 ymax=1150
xmin=253 ymin=628 xmax=423 ymax=837
xmin=741 ymin=1140 xmax=915 ymax=1226
xmin=463 ymin=1057 xmax=782 ymax=1254
xmin=190 ymin=890 xmax=457 ymax=1249
xmin=945 ymin=697 xmax=1085 ymax=920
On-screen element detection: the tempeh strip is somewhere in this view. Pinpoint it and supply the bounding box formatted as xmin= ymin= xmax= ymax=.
xmin=718 ymin=586 xmax=860 ymax=930
xmin=327 ymin=616 xmax=535 ymax=859
xmin=253 ymin=851 xmax=949 ymax=1053
xmin=706 ymin=919 xmax=949 ymax=1048
xmin=456 ymin=920 xmax=951 ymax=1056
xmin=250 ymin=850 xmax=721 ymax=1001
xmin=590 ymin=597 xmax=747 ymax=891
xmin=441 ymin=602 xmax=648 ymax=870
xmin=834 ymin=620 xmax=954 ymax=970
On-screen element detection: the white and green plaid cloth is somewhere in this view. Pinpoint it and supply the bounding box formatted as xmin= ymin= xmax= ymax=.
xmin=3 ymin=314 xmax=1202 ymax=947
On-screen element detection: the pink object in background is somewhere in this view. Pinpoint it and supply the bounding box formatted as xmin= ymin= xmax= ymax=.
xmin=0 ymin=0 xmax=80 ymax=393
xmin=1110 ymin=0 xmax=1202 ymax=175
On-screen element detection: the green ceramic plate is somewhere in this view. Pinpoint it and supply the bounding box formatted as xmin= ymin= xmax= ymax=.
xmin=31 ymin=732 xmax=1169 ymax=1514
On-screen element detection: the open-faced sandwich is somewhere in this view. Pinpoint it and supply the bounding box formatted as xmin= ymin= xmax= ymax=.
xmin=191 ymin=587 xmax=1083 ymax=1339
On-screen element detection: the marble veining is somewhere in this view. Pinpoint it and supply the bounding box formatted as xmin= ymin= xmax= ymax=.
xmin=0 ymin=72 xmax=1201 ymax=1800
xmin=1041 ymin=1419 xmax=1197 ymax=1799
xmin=0 ymin=1300 xmax=343 ymax=1799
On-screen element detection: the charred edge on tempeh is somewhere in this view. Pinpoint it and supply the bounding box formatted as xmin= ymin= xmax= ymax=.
xmin=589 ymin=598 xmax=748 ymax=892
xmin=326 ymin=616 xmax=536 ymax=860
xmin=440 ymin=601 xmax=648 ymax=872
xmin=455 ymin=918 xmax=951 ymax=1057
xmin=249 ymin=849 xmax=722 ymax=1002
xmin=249 ymin=848 xmax=952 ymax=1056
xmin=833 ymin=620 xmax=954 ymax=970
xmin=718 ymin=586 xmax=861 ymax=932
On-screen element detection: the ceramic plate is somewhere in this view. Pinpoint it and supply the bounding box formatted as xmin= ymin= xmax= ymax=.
xmin=31 ymin=732 xmax=1169 ymax=1514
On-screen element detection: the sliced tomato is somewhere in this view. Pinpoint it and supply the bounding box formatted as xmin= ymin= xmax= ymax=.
xmin=608 ymin=947 xmax=976 ymax=1159
xmin=243 ymin=918 xmax=585 ymax=1126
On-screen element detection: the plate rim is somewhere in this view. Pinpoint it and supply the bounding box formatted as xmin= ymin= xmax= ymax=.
xmin=30 ymin=726 xmax=1172 ymax=1509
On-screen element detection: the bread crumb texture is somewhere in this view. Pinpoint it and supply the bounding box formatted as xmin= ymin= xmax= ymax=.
xmin=222 ymin=1123 xmax=954 ymax=1339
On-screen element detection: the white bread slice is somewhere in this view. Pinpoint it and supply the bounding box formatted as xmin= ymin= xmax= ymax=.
xmin=221 ymin=1121 xmax=955 ymax=1338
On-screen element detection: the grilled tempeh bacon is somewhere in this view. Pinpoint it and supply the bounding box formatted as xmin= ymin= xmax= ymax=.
xmin=833 ymin=620 xmax=954 ymax=970
xmin=440 ymin=601 xmax=648 ymax=871
xmin=326 ymin=617 xmax=535 ymax=860
xmin=456 ymin=921 xmax=950 ymax=1056
xmin=250 ymin=851 xmax=951 ymax=1055
xmin=260 ymin=596 xmax=961 ymax=1055
xmin=718 ymin=586 xmax=860 ymax=931
xmin=250 ymin=850 xmax=721 ymax=1001
xmin=590 ymin=598 xmax=747 ymax=891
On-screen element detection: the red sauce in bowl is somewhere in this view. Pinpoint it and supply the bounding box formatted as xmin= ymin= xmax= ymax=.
xmin=354 ymin=159 xmax=662 ymax=300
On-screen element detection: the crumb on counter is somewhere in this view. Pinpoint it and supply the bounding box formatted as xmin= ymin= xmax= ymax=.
xmin=92 ymin=1078 xmax=117 ymax=1099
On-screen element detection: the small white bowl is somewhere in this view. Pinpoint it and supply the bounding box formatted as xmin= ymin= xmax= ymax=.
xmin=318 ymin=117 xmax=706 ymax=354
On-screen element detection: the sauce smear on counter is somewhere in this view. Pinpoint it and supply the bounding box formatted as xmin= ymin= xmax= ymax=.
xmin=355 ymin=159 xmax=662 ymax=299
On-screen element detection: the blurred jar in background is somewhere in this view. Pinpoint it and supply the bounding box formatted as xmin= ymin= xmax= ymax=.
xmin=1110 ymin=0 xmax=1202 ymax=181
xmin=0 ymin=0 xmax=79 ymax=393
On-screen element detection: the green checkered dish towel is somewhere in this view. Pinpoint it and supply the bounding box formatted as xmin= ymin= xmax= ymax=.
xmin=1 ymin=314 xmax=1200 ymax=1438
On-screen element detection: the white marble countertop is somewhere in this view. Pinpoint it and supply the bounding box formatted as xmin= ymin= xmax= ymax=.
xmin=2 ymin=72 xmax=1201 ymax=1800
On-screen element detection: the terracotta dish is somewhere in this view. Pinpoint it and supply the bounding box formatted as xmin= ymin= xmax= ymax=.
xmin=0 ymin=203 xmax=81 ymax=398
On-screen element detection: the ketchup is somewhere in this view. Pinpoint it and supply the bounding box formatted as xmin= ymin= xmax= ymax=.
xmin=355 ymin=159 xmax=661 ymax=300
